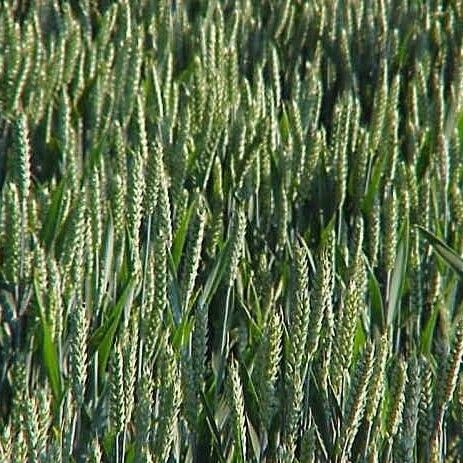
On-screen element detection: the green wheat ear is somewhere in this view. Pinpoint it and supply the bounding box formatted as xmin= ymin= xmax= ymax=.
xmin=307 ymin=231 xmax=334 ymax=359
xmin=385 ymin=358 xmax=407 ymax=441
xmin=3 ymin=183 xmax=21 ymax=283
xmin=331 ymin=268 xmax=363 ymax=397
xmin=109 ymin=342 xmax=126 ymax=435
xmin=226 ymin=357 xmax=247 ymax=462
xmin=153 ymin=339 xmax=182 ymax=462
xmin=338 ymin=341 xmax=375 ymax=460
xmin=395 ymin=357 xmax=421 ymax=462
xmin=69 ymin=301 xmax=88 ymax=407
xmin=254 ymin=308 xmax=283 ymax=429
xmin=225 ymin=205 xmax=247 ymax=288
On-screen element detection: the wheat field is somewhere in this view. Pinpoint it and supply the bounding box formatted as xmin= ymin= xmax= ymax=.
xmin=1 ymin=0 xmax=463 ymax=462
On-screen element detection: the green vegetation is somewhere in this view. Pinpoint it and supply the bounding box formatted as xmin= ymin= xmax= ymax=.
xmin=1 ymin=0 xmax=463 ymax=461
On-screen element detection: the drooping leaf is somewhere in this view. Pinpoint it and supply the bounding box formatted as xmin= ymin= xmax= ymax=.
xmin=417 ymin=226 xmax=463 ymax=278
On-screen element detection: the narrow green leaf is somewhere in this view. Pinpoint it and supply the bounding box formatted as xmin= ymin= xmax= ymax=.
xmin=366 ymin=258 xmax=384 ymax=330
xmin=167 ymin=250 xmax=183 ymax=323
xmin=420 ymin=302 xmax=440 ymax=354
xmin=34 ymin=277 xmax=62 ymax=401
xmin=40 ymin=180 xmax=66 ymax=251
xmin=171 ymin=199 xmax=196 ymax=270
xmin=200 ymin=390 xmax=226 ymax=463
xmin=89 ymin=279 xmax=135 ymax=378
xmin=201 ymin=240 xmax=232 ymax=306
xmin=361 ymin=153 xmax=388 ymax=215
xmin=96 ymin=214 xmax=114 ymax=305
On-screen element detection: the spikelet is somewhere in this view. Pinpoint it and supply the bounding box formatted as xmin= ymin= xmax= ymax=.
xmin=182 ymin=196 xmax=206 ymax=309
xmin=288 ymin=240 xmax=310 ymax=375
xmin=449 ymin=128 xmax=461 ymax=188
xmin=226 ymin=39 xmax=239 ymax=112
xmin=395 ymin=358 xmax=421 ymax=462
xmin=385 ymin=359 xmax=407 ymax=441
xmin=0 ymin=425 xmax=12 ymax=462
xmin=283 ymin=241 xmax=310 ymax=457
xmin=383 ymin=188 xmax=398 ymax=274
xmin=109 ymin=343 xmax=125 ymax=435
xmin=435 ymin=318 xmax=463 ymax=425
xmin=23 ymin=19 xmax=42 ymax=114
xmin=307 ymin=231 xmax=334 ymax=358
xmin=314 ymin=242 xmax=336 ymax=389
xmin=23 ymin=396 xmax=41 ymax=463
xmin=334 ymin=94 xmax=352 ymax=209
xmin=182 ymin=301 xmax=208 ymax=430
xmin=57 ymin=88 xmax=71 ymax=157
xmin=127 ymin=150 xmax=144 ymax=252
xmin=283 ymin=368 xmax=303 ymax=460
xmin=36 ymin=388 xmax=51 ymax=459
xmin=123 ymin=25 xmax=143 ymax=124
xmin=170 ymin=107 xmax=190 ymax=205
xmin=271 ymin=45 xmax=281 ymax=107
xmin=417 ymin=357 xmax=434 ymax=458
xmin=153 ymin=340 xmax=182 ymax=462
xmin=383 ymin=74 xmax=401 ymax=188
xmin=225 ymin=205 xmax=246 ymax=288
xmin=370 ymin=58 xmax=388 ymax=153
xmin=135 ymin=93 xmax=148 ymax=162
xmin=88 ymin=163 xmax=103 ymax=256
xmin=12 ymin=430 xmax=28 ymax=463
xmin=226 ymin=357 xmax=247 ymax=461
xmin=254 ymin=309 xmax=283 ymax=428
xmin=338 ymin=342 xmax=375 ymax=459
xmin=182 ymin=348 xmax=198 ymax=431
xmin=277 ymin=182 xmax=289 ymax=252
xmin=12 ymin=113 xmax=31 ymax=204
xmin=192 ymin=302 xmax=208 ymax=397
xmin=53 ymin=31 xmax=66 ymax=93
xmin=1 ymin=7 xmax=21 ymax=114
xmin=260 ymin=123 xmax=274 ymax=226
xmin=350 ymin=214 xmax=366 ymax=291
xmin=144 ymin=141 xmax=163 ymax=217
xmin=331 ymin=272 xmax=362 ymax=396
xmin=3 ymin=183 xmax=21 ymax=283
xmin=409 ymin=230 xmax=424 ymax=328
xmin=134 ymin=373 xmax=154 ymax=457
xmin=152 ymin=226 xmax=167 ymax=337
xmin=71 ymin=45 xmax=86 ymax=103
xmin=69 ymin=301 xmax=88 ymax=407
xmin=155 ymin=162 xmax=172 ymax=250
xmin=69 ymin=195 xmax=88 ymax=297
xmin=112 ymin=173 xmax=126 ymax=239
xmin=63 ymin=12 xmax=82 ymax=86
xmin=122 ymin=313 xmax=138 ymax=426
xmin=142 ymin=255 xmax=160 ymax=361
xmin=289 ymin=100 xmax=305 ymax=198
xmin=365 ymin=333 xmax=389 ymax=423
xmin=88 ymin=438 xmax=103 ymax=463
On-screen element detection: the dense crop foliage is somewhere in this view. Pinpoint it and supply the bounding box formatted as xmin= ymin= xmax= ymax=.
xmin=1 ymin=0 xmax=463 ymax=461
